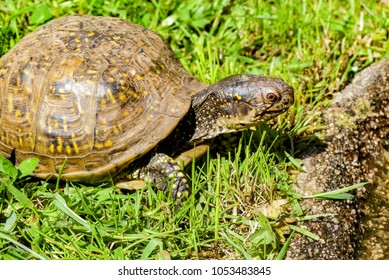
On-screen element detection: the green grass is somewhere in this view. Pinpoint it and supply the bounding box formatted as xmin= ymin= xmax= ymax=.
xmin=0 ymin=0 xmax=388 ymax=260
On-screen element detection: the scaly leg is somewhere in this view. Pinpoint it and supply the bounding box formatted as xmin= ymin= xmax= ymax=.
xmin=115 ymin=153 xmax=190 ymax=200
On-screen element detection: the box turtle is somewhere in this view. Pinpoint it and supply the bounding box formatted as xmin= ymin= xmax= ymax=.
xmin=0 ymin=15 xmax=294 ymax=199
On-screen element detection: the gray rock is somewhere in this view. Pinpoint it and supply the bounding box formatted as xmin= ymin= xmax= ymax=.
xmin=286 ymin=59 xmax=388 ymax=259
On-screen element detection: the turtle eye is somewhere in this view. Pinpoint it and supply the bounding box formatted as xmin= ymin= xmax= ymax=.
xmin=266 ymin=92 xmax=280 ymax=103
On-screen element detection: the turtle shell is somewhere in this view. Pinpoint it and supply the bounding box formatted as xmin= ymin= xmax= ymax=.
xmin=0 ymin=15 xmax=203 ymax=183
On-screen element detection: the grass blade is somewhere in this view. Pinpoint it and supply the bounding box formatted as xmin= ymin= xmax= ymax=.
xmin=3 ymin=211 xmax=17 ymax=232
xmin=305 ymin=182 xmax=368 ymax=199
xmin=5 ymin=184 xmax=34 ymax=209
xmin=220 ymin=230 xmax=253 ymax=260
xmin=53 ymin=193 xmax=91 ymax=231
xmin=296 ymin=213 xmax=336 ymax=221
xmin=289 ymin=225 xmax=319 ymax=241
xmin=276 ymin=231 xmax=295 ymax=260
xmin=0 ymin=230 xmax=47 ymax=260
xmin=141 ymin=238 xmax=162 ymax=260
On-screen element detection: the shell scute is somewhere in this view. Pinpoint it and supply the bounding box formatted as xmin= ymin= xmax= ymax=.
xmin=0 ymin=15 xmax=203 ymax=182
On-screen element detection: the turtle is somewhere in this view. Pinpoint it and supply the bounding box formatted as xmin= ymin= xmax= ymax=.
xmin=0 ymin=15 xmax=294 ymax=200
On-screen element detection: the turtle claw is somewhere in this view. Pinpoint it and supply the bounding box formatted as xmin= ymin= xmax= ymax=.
xmin=171 ymin=174 xmax=190 ymax=200
xmin=134 ymin=153 xmax=190 ymax=201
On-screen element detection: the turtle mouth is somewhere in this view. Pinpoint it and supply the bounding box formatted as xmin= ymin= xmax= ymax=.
xmin=228 ymin=98 xmax=291 ymax=129
xmin=263 ymin=107 xmax=288 ymax=115
xmin=235 ymin=107 xmax=288 ymax=129
xmin=254 ymin=106 xmax=288 ymax=119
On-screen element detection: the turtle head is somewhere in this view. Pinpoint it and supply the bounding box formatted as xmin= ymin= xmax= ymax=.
xmin=190 ymin=74 xmax=294 ymax=142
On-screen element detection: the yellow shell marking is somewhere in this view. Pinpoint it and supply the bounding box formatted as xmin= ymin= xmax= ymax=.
xmin=53 ymin=119 xmax=59 ymax=129
xmin=62 ymin=116 xmax=68 ymax=131
xmin=57 ymin=137 xmax=63 ymax=153
xmin=113 ymin=126 xmax=120 ymax=136
xmin=118 ymin=92 xmax=127 ymax=102
xmin=83 ymin=142 xmax=91 ymax=151
xmin=87 ymin=70 xmax=98 ymax=75
xmin=104 ymin=140 xmax=113 ymax=148
xmin=73 ymin=142 xmax=80 ymax=154
xmin=15 ymin=109 xmax=21 ymax=119
xmin=106 ymin=88 xmax=116 ymax=104
xmin=95 ymin=142 xmax=104 ymax=149
xmin=24 ymin=85 xmax=32 ymax=94
xmin=22 ymin=69 xmax=31 ymax=76
xmin=111 ymin=40 xmax=120 ymax=47
xmin=15 ymin=75 xmax=21 ymax=86
xmin=7 ymin=94 xmax=13 ymax=113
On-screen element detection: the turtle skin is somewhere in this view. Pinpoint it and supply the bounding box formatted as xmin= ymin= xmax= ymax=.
xmin=0 ymin=15 xmax=294 ymax=200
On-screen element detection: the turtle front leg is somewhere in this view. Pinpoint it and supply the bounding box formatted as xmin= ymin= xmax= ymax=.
xmin=116 ymin=153 xmax=190 ymax=200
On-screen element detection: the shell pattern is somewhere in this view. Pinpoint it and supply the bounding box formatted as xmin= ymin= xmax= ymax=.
xmin=0 ymin=15 xmax=202 ymax=183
